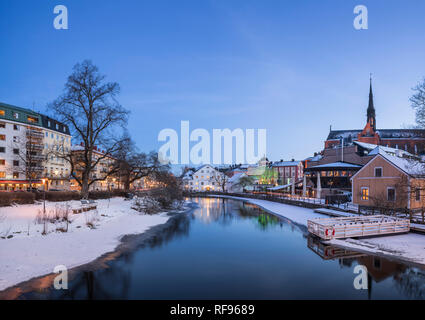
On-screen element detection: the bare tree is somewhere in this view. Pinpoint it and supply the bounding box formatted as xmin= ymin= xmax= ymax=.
xmin=213 ymin=172 xmax=229 ymax=192
xmin=411 ymin=78 xmax=425 ymax=128
xmin=49 ymin=60 xmax=129 ymax=198
xmin=115 ymin=136 xmax=167 ymax=192
xmin=9 ymin=126 xmax=44 ymax=190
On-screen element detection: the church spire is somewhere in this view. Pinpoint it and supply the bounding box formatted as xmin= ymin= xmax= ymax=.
xmin=367 ymin=74 xmax=376 ymax=131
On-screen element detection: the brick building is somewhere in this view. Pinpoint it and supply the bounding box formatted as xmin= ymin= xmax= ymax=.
xmin=324 ymin=79 xmax=425 ymax=155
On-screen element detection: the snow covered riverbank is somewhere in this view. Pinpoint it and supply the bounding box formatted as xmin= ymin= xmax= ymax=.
xmin=208 ymin=194 xmax=425 ymax=266
xmin=0 ymin=197 xmax=175 ymax=291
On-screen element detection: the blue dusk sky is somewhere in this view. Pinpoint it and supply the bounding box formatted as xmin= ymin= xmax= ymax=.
xmin=1 ymin=0 xmax=425 ymax=164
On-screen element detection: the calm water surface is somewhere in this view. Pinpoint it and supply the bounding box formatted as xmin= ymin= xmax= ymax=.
xmin=3 ymin=197 xmax=425 ymax=299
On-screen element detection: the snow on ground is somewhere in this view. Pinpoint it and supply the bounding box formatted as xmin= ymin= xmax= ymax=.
xmin=0 ymin=197 xmax=171 ymax=291
xmin=209 ymin=194 xmax=425 ymax=266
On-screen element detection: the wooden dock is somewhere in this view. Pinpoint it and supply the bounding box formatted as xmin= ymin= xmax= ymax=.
xmin=308 ymin=215 xmax=410 ymax=240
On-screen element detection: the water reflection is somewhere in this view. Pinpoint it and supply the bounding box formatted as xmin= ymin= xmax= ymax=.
xmin=307 ymin=235 xmax=425 ymax=299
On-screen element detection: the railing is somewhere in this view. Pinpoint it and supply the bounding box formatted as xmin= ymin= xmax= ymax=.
xmin=26 ymin=130 xmax=44 ymax=138
xmin=308 ymin=215 xmax=410 ymax=240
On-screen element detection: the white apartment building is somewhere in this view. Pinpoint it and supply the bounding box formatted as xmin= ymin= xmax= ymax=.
xmin=0 ymin=102 xmax=71 ymax=191
xmin=41 ymin=114 xmax=72 ymax=190
xmin=182 ymin=164 xmax=226 ymax=192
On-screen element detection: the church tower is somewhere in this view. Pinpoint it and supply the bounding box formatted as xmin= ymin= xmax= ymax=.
xmin=367 ymin=76 xmax=376 ymax=131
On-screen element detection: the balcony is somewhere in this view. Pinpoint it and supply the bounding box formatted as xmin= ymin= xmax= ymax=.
xmin=27 ymin=143 xmax=43 ymax=151
xmin=26 ymin=130 xmax=44 ymax=138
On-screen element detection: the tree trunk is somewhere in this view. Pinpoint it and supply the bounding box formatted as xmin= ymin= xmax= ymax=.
xmin=81 ymin=172 xmax=90 ymax=199
xmin=124 ymin=179 xmax=131 ymax=192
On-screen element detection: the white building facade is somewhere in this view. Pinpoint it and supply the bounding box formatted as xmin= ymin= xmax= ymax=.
xmin=182 ymin=164 xmax=226 ymax=192
xmin=0 ymin=102 xmax=71 ymax=191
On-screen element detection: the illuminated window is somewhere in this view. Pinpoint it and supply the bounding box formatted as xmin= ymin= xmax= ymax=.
xmin=0 ymin=135 xmax=5 ymax=141
xmin=0 ymin=172 xmax=5 ymax=178
xmin=361 ymin=188 xmax=369 ymax=200
xmin=13 ymin=172 xmax=19 ymax=179
xmin=27 ymin=116 xmax=38 ymax=123
xmin=0 ymin=110 xmax=4 ymax=116
xmin=0 ymin=160 xmax=5 ymax=165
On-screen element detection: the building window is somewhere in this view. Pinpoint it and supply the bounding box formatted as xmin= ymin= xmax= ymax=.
xmin=416 ymin=188 xmax=421 ymax=201
xmin=0 ymin=159 xmax=5 ymax=165
xmin=13 ymin=172 xmax=19 ymax=179
xmin=0 ymin=122 xmax=5 ymax=128
xmin=13 ymin=136 xmax=19 ymax=143
xmin=13 ymin=112 xmax=19 ymax=119
xmin=0 ymin=110 xmax=4 ymax=116
xmin=0 ymin=171 xmax=5 ymax=178
xmin=0 ymin=135 xmax=5 ymax=141
xmin=13 ymin=148 xmax=19 ymax=155
xmin=387 ymin=188 xmax=396 ymax=202
xmin=361 ymin=187 xmax=369 ymax=200
xmin=0 ymin=147 xmax=5 ymax=153
xmin=13 ymin=124 xmax=19 ymax=131
xmin=13 ymin=160 xmax=19 ymax=166
xmin=374 ymin=167 xmax=382 ymax=177
xmin=27 ymin=116 xmax=38 ymax=123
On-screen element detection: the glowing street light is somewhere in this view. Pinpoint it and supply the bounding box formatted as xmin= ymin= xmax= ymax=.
xmin=41 ymin=178 xmax=47 ymax=214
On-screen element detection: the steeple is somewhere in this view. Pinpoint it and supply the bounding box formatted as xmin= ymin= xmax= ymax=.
xmin=367 ymin=74 xmax=376 ymax=131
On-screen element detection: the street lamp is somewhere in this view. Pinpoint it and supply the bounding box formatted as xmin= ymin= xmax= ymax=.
xmin=41 ymin=178 xmax=46 ymax=214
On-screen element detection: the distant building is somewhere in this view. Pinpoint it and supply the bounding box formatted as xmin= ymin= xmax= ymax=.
xmin=226 ymin=172 xmax=247 ymax=193
xmin=182 ymin=164 xmax=225 ymax=192
xmin=271 ymin=160 xmax=303 ymax=185
xmin=351 ymin=148 xmax=425 ymax=210
xmin=324 ymin=79 xmax=425 ymax=155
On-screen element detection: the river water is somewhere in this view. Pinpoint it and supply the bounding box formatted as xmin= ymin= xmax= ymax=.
xmin=2 ymin=197 xmax=425 ymax=299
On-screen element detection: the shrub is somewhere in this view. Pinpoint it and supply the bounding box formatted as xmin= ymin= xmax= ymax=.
xmin=35 ymin=191 xmax=81 ymax=202
xmin=88 ymin=190 xmax=126 ymax=199
xmin=0 ymin=192 xmax=36 ymax=206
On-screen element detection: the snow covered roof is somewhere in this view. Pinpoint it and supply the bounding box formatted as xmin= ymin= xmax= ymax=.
xmin=71 ymin=145 xmax=84 ymax=151
xmin=228 ymin=172 xmax=246 ymax=183
xmin=354 ymin=141 xmax=415 ymax=158
xmin=374 ymin=149 xmax=425 ymax=176
xmin=271 ymin=160 xmax=301 ymax=167
xmin=182 ymin=170 xmax=194 ymax=179
xmin=307 ymin=162 xmax=362 ymax=171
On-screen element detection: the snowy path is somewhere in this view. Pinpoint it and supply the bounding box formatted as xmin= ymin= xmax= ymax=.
xmin=209 ymin=194 xmax=425 ymax=266
xmin=0 ymin=198 xmax=172 ymax=291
